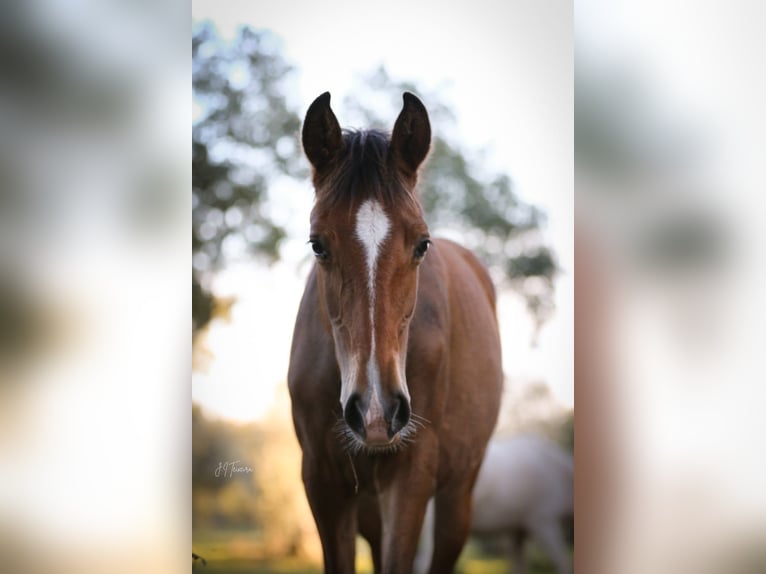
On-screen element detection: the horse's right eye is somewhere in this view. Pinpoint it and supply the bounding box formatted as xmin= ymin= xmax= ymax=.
xmin=310 ymin=239 xmax=329 ymax=261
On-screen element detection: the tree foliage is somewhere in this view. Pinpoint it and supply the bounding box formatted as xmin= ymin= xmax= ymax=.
xmin=192 ymin=24 xmax=556 ymax=334
xmin=192 ymin=402 xmax=319 ymax=558
xmin=192 ymin=23 xmax=303 ymax=332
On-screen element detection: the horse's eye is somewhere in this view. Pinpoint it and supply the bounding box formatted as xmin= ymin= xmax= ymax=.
xmin=310 ymin=239 xmax=329 ymax=261
xmin=414 ymin=239 xmax=431 ymax=260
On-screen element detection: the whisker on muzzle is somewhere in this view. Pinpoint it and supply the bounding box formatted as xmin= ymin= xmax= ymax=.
xmin=333 ymin=409 xmax=429 ymax=455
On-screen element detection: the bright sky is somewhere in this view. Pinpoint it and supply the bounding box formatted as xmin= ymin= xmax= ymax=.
xmin=192 ymin=0 xmax=573 ymax=420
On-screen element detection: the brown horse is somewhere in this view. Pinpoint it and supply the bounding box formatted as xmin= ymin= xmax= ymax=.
xmin=288 ymin=92 xmax=503 ymax=574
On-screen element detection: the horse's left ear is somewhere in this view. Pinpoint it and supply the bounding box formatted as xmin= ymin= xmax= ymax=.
xmin=390 ymin=92 xmax=431 ymax=181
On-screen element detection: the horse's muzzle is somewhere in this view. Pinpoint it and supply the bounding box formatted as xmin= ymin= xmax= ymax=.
xmin=343 ymin=391 xmax=411 ymax=447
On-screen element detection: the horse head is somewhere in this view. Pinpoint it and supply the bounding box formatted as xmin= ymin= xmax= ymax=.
xmin=301 ymin=92 xmax=431 ymax=453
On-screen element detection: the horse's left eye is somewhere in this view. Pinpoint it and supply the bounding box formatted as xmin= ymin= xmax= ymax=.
xmin=310 ymin=239 xmax=329 ymax=261
xmin=414 ymin=239 xmax=431 ymax=260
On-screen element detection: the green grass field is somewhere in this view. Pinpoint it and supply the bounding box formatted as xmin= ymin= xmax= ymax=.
xmin=193 ymin=529 xmax=570 ymax=574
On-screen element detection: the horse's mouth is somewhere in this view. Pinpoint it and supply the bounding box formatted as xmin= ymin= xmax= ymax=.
xmin=364 ymin=431 xmax=402 ymax=452
xmin=337 ymin=422 xmax=414 ymax=455
xmin=364 ymin=419 xmax=394 ymax=446
xmin=362 ymin=434 xmax=407 ymax=455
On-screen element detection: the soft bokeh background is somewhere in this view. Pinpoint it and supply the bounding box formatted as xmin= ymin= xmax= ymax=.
xmin=577 ymin=0 xmax=766 ymax=572
xmin=191 ymin=1 xmax=573 ymax=572
xmin=0 ymin=1 xmax=188 ymax=574
xmin=7 ymin=1 xmax=766 ymax=574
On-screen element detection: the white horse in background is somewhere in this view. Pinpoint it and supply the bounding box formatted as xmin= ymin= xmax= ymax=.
xmin=415 ymin=434 xmax=573 ymax=574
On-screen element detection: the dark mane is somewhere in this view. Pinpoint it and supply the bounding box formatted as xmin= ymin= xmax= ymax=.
xmin=315 ymin=129 xmax=418 ymax=210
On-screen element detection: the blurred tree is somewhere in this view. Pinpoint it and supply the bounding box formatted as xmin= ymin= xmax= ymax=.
xmin=192 ymin=401 xmax=320 ymax=558
xmin=192 ymin=22 xmax=304 ymax=334
xmin=559 ymin=410 xmax=574 ymax=455
xmin=192 ymin=404 xmax=262 ymax=528
xmin=192 ymin=24 xmax=556 ymax=335
xmin=496 ymin=379 xmax=572 ymax=448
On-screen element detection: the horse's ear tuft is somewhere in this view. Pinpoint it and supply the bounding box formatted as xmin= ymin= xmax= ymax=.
xmin=302 ymin=92 xmax=343 ymax=174
xmin=390 ymin=92 xmax=431 ymax=181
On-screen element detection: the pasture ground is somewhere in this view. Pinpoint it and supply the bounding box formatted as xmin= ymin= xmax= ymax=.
xmin=193 ymin=529 xmax=571 ymax=573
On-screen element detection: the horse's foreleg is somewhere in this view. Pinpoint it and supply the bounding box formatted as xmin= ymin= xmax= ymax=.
xmin=357 ymin=493 xmax=382 ymax=574
xmin=377 ymin=477 xmax=432 ymax=574
xmin=426 ymin=482 xmax=474 ymax=574
xmin=303 ymin=466 xmax=357 ymax=574
xmin=374 ymin=441 xmax=437 ymax=574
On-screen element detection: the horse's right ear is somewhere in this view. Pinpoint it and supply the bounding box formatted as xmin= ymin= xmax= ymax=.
xmin=302 ymin=92 xmax=343 ymax=174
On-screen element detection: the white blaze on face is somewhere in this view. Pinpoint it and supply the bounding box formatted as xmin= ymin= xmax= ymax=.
xmin=354 ymin=199 xmax=390 ymax=416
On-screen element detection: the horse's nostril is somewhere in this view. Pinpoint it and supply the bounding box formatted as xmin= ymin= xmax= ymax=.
xmin=389 ymin=394 xmax=411 ymax=437
xmin=343 ymin=393 xmax=366 ymax=439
